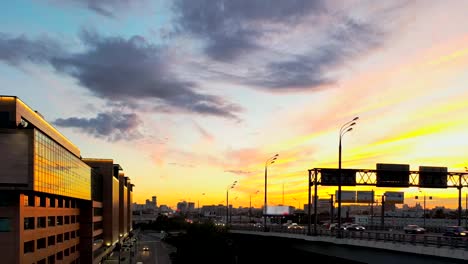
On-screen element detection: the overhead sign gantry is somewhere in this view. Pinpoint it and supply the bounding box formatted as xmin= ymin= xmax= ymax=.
xmin=307 ymin=163 xmax=468 ymax=235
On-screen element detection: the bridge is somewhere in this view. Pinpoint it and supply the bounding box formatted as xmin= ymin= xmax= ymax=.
xmin=230 ymin=226 xmax=468 ymax=263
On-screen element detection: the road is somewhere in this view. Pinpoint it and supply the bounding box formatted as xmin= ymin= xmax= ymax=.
xmin=134 ymin=231 xmax=175 ymax=264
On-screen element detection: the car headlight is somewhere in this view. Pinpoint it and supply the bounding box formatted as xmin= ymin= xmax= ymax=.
xmin=460 ymin=232 xmax=466 ymax=236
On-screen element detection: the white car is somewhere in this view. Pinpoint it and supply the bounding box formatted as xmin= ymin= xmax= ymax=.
xmin=404 ymin=225 xmax=425 ymax=234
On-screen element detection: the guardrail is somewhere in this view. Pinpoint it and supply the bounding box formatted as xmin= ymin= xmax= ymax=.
xmin=230 ymin=225 xmax=468 ymax=250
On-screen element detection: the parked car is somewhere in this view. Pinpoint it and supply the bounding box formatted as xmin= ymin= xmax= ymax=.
xmin=443 ymin=226 xmax=467 ymax=237
xmin=403 ymin=225 xmax=425 ymax=234
xmin=346 ymin=224 xmax=366 ymax=231
xmin=287 ymin=223 xmax=304 ymax=230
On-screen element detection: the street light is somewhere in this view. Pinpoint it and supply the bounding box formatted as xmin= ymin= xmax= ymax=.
xmin=264 ymin=154 xmax=279 ymax=231
xmin=250 ymin=190 xmax=259 ymax=222
xmin=226 ymin=181 xmax=237 ymax=225
xmin=338 ymin=117 xmax=358 ymax=232
xmin=415 ymin=190 xmax=432 ymax=229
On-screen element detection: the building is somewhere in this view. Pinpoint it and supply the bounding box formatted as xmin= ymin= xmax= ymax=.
xmin=0 ymin=96 xmax=91 ymax=264
xmin=0 ymin=96 xmax=134 ymax=264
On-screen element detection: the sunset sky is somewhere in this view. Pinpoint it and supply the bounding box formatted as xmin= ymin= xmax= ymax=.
xmin=2 ymin=0 xmax=468 ymax=209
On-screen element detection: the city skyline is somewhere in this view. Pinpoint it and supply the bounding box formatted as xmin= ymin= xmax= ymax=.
xmin=2 ymin=1 xmax=468 ymax=209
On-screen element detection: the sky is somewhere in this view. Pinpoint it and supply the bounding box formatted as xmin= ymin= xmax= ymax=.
xmin=2 ymin=0 xmax=468 ymax=209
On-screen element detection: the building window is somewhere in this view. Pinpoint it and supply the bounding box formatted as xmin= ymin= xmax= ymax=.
xmin=71 ymin=215 xmax=76 ymax=224
xmin=57 ymin=216 xmax=63 ymax=226
xmin=39 ymin=196 xmax=46 ymax=207
xmin=76 ymin=230 xmax=79 ymax=237
xmin=37 ymin=258 xmax=46 ymax=264
xmin=71 ymin=231 xmax=75 ymax=239
xmin=93 ymin=208 xmax=103 ymax=216
xmin=65 ymin=199 xmax=70 ymax=208
xmin=49 ymin=198 xmax=56 ymax=208
xmin=57 ymin=198 xmax=63 ymax=208
xmin=70 ymin=246 xmax=75 ymax=253
xmin=57 ymin=234 xmax=63 ymax=243
xmin=24 ymin=217 xmax=35 ymax=230
xmin=56 ymin=252 xmax=63 ymax=261
xmin=64 ymin=248 xmax=69 ymax=257
xmin=48 ymin=216 xmax=55 ymax=227
xmin=24 ymin=240 xmax=34 ymax=253
xmin=37 ymin=238 xmax=46 ymax=249
xmin=48 ymin=236 xmax=55 ymax=246
xmin=0 ymin=218 xmax=11 ymax=232
xmin=64 ymin=232 xmax=69 ymax=241
xmin=65 ymin=216 xmax=70 ymax=225
xmin=37 ymin=217 xmax=46 ymax=228
xmin=48 ymin=254 xmax=55 ymax=264
xmin=24 ymin=195 xmax=34 ymax=207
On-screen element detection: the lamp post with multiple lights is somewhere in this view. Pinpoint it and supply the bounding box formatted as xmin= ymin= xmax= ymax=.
xmin=264 ymin=154 xmax=279 ymax=231
xmin=338 ymin=117 xmax=358 ymax=231
xmin=226 ymin=181 xmax=237 ymax=225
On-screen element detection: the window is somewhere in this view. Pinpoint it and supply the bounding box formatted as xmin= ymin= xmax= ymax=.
xmin=65 ymin=216 xmax=70 ymax=225
xmin=39 ymin=196 xmax=46 ymax=207
xmin=58 ymin=198 xmax=63 ymax=208
xmin=64 ymin=232 xmax=69 ymax=241
xmin=24 ymin=217 xmax=35 ymax=230
xmin=71 ymin=215 xmax=76 ymax=224
xmin=57 ymin=234 xmax=63 ymax=243
xmin=48 ymin=236 xmax=55 ymax=246
xmin=24 ymin=240 xmax=34 ymax=253
xmin=49 ymin=198 xmax=55 ymax=208
xmin=37 ymin=217 xmax=46 ymax=228
xmin=56 ymin=252 xmax=63 ymax=261
xmin=37 ymin=238 xmax=46 ymax=249
xmin=65 ymin=200 xmax=70 ymax=208
xmin=37 ymin=258 xmax=46 ymax=264
xmin=24 ymin=195 xmax=34 ymax=207
xmin=93 ymin=208 xmax=103 ymax=216
xmin=57 ymin=216 xmax=63 ymax=226
xmin=70 ymin=246 xmax=75 ymax=253
xmin=0 ymin=218 xmax=11 ymax=232
xmin=64 ymin=248 xmax=69 ymax=257
xmin=48 ymin=255 xmax=55 ymax=264
xmin=71 ymin=231 xmax=75 ymax=239
xmin=48 ymin=216 xmax=55 ymax=227
xmin=0 ymin=193 xmax=16 ymax=207
xmin=76 ymin=230 xmax=79 ymax=237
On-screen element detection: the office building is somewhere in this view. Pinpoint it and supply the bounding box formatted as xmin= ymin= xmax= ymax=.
xmin=0 ymin=96 xmax=134 ymax=264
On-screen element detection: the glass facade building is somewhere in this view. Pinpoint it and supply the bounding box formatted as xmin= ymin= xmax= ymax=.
xmin=34 ymin=129 xmax=91 ymax=200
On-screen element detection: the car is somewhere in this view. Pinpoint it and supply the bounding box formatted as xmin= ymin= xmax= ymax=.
xmin=329 ymin=223 xmax=347 ymax=231
xmin=252 ymin=223 xmax=263 ymax=229
xmin=346 ymin=224 xmax=366 ymax=231
xmin=403 ymin=225 xmax=425 ymax=234
xmin=443 ymin=226 xmax=467 ymax=237
xmin=287 ymin=223 xmax=304 ymax=230
xmin=142 ymin=246 xmax=149 ymax=251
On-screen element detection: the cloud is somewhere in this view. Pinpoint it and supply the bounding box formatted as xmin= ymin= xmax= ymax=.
xmin=173 ymin=0 xmax=324 ymax=61
xmin=245 ymin=18 xmax=383 ymax=90
xmin=54 ymin=111 xmax=142 ymax=141
xmin=0 ymin=33 xmax=64 ymax=66
xmin=0 ymin=31 xmax=241 ymax=120
xmin=47 ymin=0 xmax=149 ymax=18
xmin=224 ymin=169 xmax=256 ymax=175
xmin=173 ymin=1 xmax=399 ymax=91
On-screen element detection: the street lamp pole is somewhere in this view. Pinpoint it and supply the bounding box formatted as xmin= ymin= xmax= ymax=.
xmin=250 ymin=190 xmax=259 ymax=222
xmin=226 ymin=181 xmax=237 ymax=225
xmin=338 ymin=117 xmax=358 ymax=232
xmin=264 ymin=154 xmax=279 ymax=232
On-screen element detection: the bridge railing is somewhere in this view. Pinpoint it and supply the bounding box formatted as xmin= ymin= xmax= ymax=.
xmin=230 ymin=225 xmax=468 ymax=250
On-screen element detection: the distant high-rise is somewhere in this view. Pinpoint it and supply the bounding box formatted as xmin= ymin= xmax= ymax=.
xmin=152 ymin=196 xmax=157 ymax=207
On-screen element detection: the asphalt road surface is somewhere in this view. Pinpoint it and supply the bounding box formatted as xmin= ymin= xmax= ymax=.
xmin=135 ymin=231 xmax=175 ymax=264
